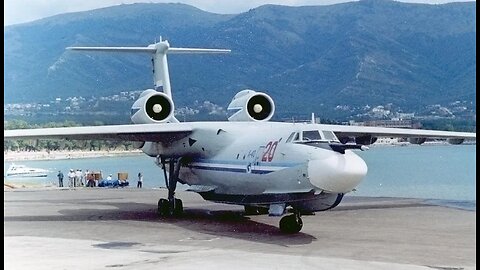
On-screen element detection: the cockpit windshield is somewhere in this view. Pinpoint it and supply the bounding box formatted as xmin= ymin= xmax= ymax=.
xmin=322 ymin=131 xmax=338 ymax=142
xmin=286 ymin=129 xmax=339 ymax=144
xmin=302 ymin=130 xmax=322 ymax=141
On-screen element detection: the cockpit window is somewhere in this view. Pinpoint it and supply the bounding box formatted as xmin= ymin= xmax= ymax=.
xmin=322 ymin=131 xmax=338 ymax=142
xmin=286 ymin=132 xmax=296 ymax=143
xmin=295 ymin=129 xmax=340 ymax=147
xmin=302 ymin=130 xmax=322 ymax=141
xmin=293 ymin=132 xmax=300 ymax=141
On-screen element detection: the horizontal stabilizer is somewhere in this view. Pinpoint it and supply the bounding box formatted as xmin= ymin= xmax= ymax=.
xmin=67 ymin=47 xmax=156 ymax=53
xmin=168 ymin=48 xmax=231 ymax=54
xmin=67 ymin=47 xmax=230 ymax=54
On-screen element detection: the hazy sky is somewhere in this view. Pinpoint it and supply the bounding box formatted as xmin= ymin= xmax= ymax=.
xmin=4 ymin=0 xmax=475 ymax=26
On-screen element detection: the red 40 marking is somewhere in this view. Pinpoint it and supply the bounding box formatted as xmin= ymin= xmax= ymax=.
xmin=261 ymin=140 xmax=279 ymax=162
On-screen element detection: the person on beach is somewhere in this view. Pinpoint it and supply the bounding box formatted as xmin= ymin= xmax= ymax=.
xmin=137 ymin=172 xmax=143 ymax=188
xmin=106 ymin=174 xmax=118 ymax=187
xmin=68 ymin=169 xmax=75 ymax=187
xmin=75 ymin=169 xmax=82 ymax=187
xmin=57 ymin=170 xmax=64 ymax=187
xmin=85 ymin=170 xmax=95 ymax=187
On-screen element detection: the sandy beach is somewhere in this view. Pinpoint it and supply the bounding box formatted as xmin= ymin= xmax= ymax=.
xmin=4 ymin=149 xmax=143 ymax=162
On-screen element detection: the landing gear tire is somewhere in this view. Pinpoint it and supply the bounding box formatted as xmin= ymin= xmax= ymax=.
xmin=158 ymin=198 xmax=170 ymax=217
xmin=279 ymin=214 xmax=303 ymax=234
xmin=173 ymin=198 xmax=183 ymax=216
xmin=158 ymin=198 xmax=183 ymax=217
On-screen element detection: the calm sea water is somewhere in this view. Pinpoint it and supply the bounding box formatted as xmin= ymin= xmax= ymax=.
xmin=4 ymin=145 xmax=476 ymax=203
xmin=355 ymin=144 xmax=476 ymax=201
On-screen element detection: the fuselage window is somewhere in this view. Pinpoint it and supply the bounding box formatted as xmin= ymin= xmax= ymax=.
xmin=286 ymin=132 xmax=296 ymax=143
xmin=302 ymin=130 xmax=322 ymax=141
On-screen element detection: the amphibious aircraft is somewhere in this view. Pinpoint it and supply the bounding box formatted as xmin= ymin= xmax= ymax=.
xmin=4 ymin=38 xmax=476 ymax=233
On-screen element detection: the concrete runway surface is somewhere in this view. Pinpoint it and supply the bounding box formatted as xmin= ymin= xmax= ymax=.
xmin=4 ymin=188 xmax=476 ymax=270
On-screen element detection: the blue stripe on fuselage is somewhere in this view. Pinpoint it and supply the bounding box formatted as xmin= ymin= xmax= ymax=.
xmin=193 ymin=159 xmax=302 ymax=168
xmin=189 ymin=165 xmax=273 ymax=174
xmin=187 ymin=159 xmax=302 ymax=175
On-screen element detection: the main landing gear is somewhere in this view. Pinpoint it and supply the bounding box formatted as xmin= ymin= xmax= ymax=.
xmin=279 ymin=212 xmax=303 ymax=234
xmin=247 ymin=204 xmax=304 ymax=233
xmin=156 ymin=157 xmax=183 ymax=217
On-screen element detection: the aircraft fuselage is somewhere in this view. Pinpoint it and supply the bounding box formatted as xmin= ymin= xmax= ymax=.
xmin=141 ymin=121 xmax=367 ymax=210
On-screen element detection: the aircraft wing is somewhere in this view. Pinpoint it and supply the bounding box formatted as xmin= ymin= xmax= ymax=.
xmin=320 ymin=124 xmax=476 ymax=139
xmin=4 ymin=123 xmax=193 ymax=142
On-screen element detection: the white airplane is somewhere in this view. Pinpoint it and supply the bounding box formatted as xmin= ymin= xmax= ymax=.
xmin=4 ymin=38 xmax=476 ymax=233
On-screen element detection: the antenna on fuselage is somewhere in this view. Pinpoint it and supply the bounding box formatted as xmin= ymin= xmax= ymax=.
xmin=311 ymin=112 xmax=320 ymax=124
xmin=66 ymin=39 xmax=230 ymax=100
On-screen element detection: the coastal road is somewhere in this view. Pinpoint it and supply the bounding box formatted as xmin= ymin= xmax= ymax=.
xmin=4 ymin=188 xmax=476 ymax=270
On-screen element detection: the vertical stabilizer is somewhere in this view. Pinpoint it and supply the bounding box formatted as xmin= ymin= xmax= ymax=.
xmin=151 ymin=38 xmax=172 ymax=96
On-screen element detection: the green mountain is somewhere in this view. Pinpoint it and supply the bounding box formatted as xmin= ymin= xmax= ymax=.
xmin=4 ymin=0 xmax=476 ymax=119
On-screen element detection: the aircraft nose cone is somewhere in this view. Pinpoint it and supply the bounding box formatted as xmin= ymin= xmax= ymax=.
xmin=307 ymin=151 xmax=367 ymax=193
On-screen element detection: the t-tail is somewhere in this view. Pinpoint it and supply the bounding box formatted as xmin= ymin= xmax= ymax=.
xmin=67 ymin=37 xmax=230 ymax=124
xmin=67 ymin=37 xmax=230 ymax=101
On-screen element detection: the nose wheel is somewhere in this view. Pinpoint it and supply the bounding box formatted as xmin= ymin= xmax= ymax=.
xmin=279 ymin=212 xmax=303 ymax=234
xmin=156 ymin=156 xmax=184 ymax=217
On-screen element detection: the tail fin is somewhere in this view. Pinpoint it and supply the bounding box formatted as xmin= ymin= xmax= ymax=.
xmin=67 ymin=37 xmax=230 ymax=99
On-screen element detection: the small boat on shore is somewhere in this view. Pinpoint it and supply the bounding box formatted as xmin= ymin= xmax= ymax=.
xmin=6 ymin=164 xmax=49 ymax=178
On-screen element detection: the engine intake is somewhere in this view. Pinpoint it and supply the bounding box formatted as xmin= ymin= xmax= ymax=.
xmin=227 ymin=90 xmax=275 ymax=122
xmin=131 ymin=89 xmax=174 ymax=124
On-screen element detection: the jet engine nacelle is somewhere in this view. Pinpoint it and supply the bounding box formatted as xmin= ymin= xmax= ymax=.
xmin=131 ymin=89 xmax=174 ymax=124
xmin=227 ymin=89 xmax=275 ymax=122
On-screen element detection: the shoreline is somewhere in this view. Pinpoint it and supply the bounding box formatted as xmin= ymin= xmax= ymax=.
xmin=4 ymin=149 xmax=143 ymax=162
xmin=4 ymin=142 xmax=475 ymax=161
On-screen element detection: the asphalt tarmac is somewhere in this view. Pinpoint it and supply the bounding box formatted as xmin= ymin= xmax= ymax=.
xmin=4 ymin=188 xmax=476 ymax=270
